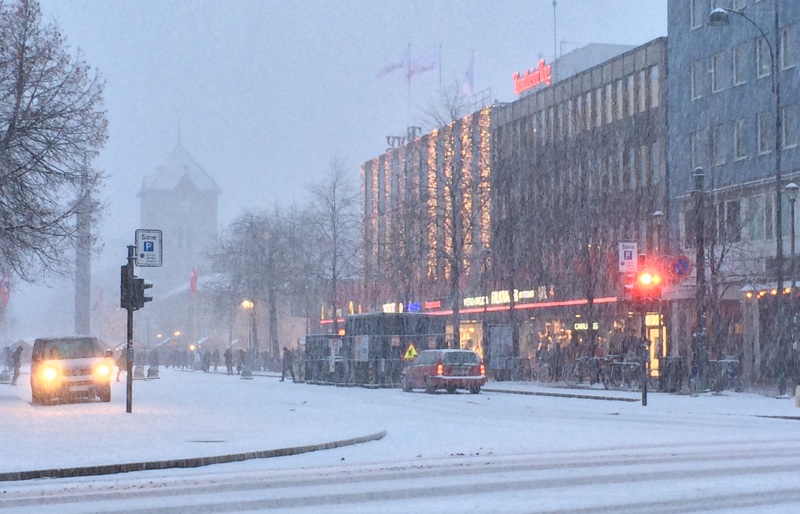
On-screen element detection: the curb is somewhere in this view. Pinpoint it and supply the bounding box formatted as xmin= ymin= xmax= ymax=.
xmin=483 ymin=388 xmax=639 ymax=402
xmin=0 ymin=430 xmax=387 ymax=483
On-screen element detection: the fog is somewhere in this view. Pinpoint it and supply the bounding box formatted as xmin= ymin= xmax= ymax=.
xmin=3 ymin=0 xmax=666 ymax=341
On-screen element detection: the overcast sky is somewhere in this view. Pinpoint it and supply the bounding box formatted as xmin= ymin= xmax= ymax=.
xmin=6 ymin=0 xmax=667 ymax=339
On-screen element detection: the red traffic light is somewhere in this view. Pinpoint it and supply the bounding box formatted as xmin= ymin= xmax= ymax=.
xmin=629 ymin=269 xmax=663 ymax=304
xmin=637 ymin=271 xmax=662 ymax=287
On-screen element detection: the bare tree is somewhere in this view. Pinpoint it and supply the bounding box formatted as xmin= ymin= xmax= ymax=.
xmin=0 ymin=0 xmax=107 ymax=282
xmin=308 ymin=156 xmax=359 ymax=336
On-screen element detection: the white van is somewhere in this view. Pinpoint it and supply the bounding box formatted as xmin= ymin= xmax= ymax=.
xmin=30 ymin=336 xmax=112 ymax=404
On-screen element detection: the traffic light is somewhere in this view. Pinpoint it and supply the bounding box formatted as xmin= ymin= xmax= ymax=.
xmin=120 ymin=265 xmax=132 ymax=309
xmin=132 ymin=278 xmax=153 ymax=309
xmin=631 ymin=269 xmax=663 ymax=305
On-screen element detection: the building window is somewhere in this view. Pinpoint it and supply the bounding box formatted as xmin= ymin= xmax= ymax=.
xmin=711 ymin=51 xmax=727 ymax=93
xmin=782 ymin=25 xmax=797 ymax=70
xmin=748 ymin=195 xmax=765 ymax=241
xmin=726 ymin=200 xmax=742 ymax=243
xmin=691 ymin=61 xmax=704 ymax=100
xmin=712 ymin=124 xmax=726 ymax=166
xmin=692 ymin=130 xmax=706 ymax=169
xmin=585 ymin=91 xmax=593 ymax=130
xmin=766 ymin=193 xmax=774 ymax=239
xmin=735 ymin=118 xmax=747 ymax=160
xmin=575 ymin=95 xmax=583 ymax=133
xmin=626 ymin=74 xmax=635 ymax=116
xmin=566 ymin=99 xmax=573 ymax=136
xmin=595 ymin=88 xmax=602 ymax=127
xmin=758 ymin=111 xmax=771 ymax=154
xmin=637 ymin=70 xmax=646 ymax=112
xmin=757 ymin=37 xmax=772 ymax=78
xmin=605 ymin=83 xmax=613 ymax=123
xmin=650 ymin=65 xmax=660 ymax=108
xmin=615 ymin=78 xmax=623 ymax=120
xmin=733 ymin=44 xmax=747 ymax=85
xmin=691 ymin=0 xmax=705 ymax=30
xmin=783 ymin=104 xmax=798 ymax=149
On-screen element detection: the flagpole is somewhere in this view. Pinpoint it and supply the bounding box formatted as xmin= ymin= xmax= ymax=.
xmin=407 ymin=42 xmax=412 ymax=124
xmin=438 ymin=44 xmax=442 ymax=90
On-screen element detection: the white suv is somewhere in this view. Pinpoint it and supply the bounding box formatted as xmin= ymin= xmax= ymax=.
xmin=30 ymin=336 xmax=112 ymax=404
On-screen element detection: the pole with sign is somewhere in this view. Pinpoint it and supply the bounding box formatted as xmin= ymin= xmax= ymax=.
xmin=121 ymin=229 xmax=163 ymax=413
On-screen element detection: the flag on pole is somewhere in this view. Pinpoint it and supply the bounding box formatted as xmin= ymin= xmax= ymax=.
xmin=376 ymin=52 xmax=406 ymax=79
xmin=190 ymin=267 xmax=198 ymax=294
xmin=462 ymin=56 xmax=474 ymax=97
xmin=408 ymin=51 xmax=438 ymax=79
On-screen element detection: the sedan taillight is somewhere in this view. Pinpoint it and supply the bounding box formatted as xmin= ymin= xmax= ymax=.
xmin=437 ymin=363 xmax=443 ymax=376
xmin=480 ymin=363 xmax=485 ymax=376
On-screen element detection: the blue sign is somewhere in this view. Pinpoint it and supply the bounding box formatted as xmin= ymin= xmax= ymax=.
xmin=671 ymin=255 xmax=692 ymax=277
xmin=143 ymin=241 xmax=154 ymax=252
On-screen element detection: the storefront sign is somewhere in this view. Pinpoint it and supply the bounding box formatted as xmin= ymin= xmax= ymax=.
xmin=573 ymin=322 xmax=599 ymax=331
xmin=513 ymin=59 xmax=552 ymax=95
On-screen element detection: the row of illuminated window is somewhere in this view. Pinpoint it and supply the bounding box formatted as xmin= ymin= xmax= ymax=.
xmin=513 ymin=66 xmax=660 ymax=145
xmin=691 ymin=26 xmax=797 ymax=99
xmin=691 ymin=105 xmax=798 ymax=169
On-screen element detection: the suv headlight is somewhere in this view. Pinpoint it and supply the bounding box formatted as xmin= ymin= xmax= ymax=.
xmin=40 ymin=365 xmax=60 ymax=382
xmin=93 ymin=363 xmax=112 ymax=379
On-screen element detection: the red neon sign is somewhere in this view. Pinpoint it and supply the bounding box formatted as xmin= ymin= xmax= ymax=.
xmin=423 ymin=300 xmax=442 ymax=310
xmin=513 ymin=59 xmax=552 ymax=95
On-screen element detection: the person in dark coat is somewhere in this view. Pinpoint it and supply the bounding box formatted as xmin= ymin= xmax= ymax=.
xmin=224 ymin=348 xmax=234 ymax=375
xmin=10 ymin=346 xmax=23 ymax=386
xmin=280 ymin=347 xmax=295 ymax=382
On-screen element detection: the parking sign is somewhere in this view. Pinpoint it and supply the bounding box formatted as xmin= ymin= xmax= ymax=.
xmin=135 ymin=229 xmax=163 ymax=267
xmin=618 ymin=242 xmax=637 ymax=273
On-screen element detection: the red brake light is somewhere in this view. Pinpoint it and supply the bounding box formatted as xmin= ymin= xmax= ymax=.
xmin=480 ymin=363 xmax=485 ymax=376
xmin=437 ymin=363 xmax=443 ymax=375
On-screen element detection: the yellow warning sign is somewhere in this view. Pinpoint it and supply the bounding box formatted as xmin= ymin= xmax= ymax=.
xmin=402 ymin=342 xmax=419 ymax=361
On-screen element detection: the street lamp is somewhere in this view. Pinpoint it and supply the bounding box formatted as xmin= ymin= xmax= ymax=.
xmin=692 ymin=167 xmax=708 ymax=392
xmin=786 ymin=182 xmax=798 ymax=381
xmin=241 ymin=299 xmax=258 ymax=371
xmin=710 ymin=2 xmax=785 ymax=390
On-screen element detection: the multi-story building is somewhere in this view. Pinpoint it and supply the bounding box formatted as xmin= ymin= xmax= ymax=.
xmin=668 ymin=0 xmax=800 ymax=385
xmin=361 ymin=39 xmax=670 ymax=372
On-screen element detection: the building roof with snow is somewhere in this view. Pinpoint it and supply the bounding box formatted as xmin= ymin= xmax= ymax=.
xmin=140 ymin=144 xmax=221 ymax=195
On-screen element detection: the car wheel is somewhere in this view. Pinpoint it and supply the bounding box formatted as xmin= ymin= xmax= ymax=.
xmin=445 ymin=385 xmax=457 ymax=394
xmin=469 ymin=386 xmax=481 ymax=394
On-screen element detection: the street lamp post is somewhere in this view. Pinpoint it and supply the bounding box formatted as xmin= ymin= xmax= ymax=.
xmin=786 ymin=182 xmax=798 ymax=391
xmin=710 ymin=2 xmax=784 ymax=390
xmin=692 ymin=168 xmax=708 ymax=392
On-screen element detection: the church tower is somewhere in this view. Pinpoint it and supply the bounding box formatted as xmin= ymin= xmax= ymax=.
xmin=138 ymin=144 xmax=221 ymax=296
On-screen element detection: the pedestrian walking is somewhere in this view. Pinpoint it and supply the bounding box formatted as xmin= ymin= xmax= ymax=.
xmin=10 ymin=345 xmax=23 ymax=386
xmin=224 ymin=348 xmax=234 ymax=375
xmin=280 ymin=347 xmax=295 ymax=382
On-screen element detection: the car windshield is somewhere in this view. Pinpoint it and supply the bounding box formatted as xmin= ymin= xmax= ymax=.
xmin=443 ymin=351 xmax=479 ymax=365
xmin=36 ymin=338 xmax=101 ymax=360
